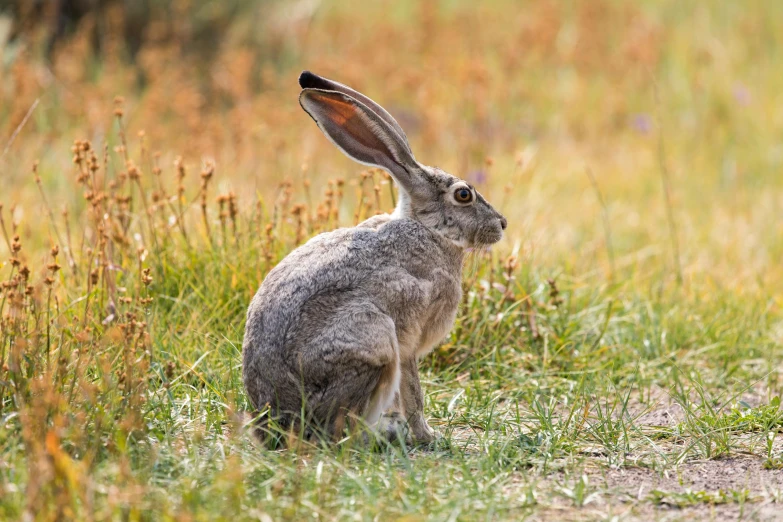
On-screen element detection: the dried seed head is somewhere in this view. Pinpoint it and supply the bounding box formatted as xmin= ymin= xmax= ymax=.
xmin=113 ymin=96 xmax=125 ymax=117
xmin=200 ymin=163 xmax=214 ymax=183
xmin=175 ymin=156 xmax=186 ymax=180
xmin=89 ymin=153 xmax=100 ymax=172
xmin=228 ymin=193 xmax=238 ymax=219
xmin=142 ymin=268 xmax=153 ymax=286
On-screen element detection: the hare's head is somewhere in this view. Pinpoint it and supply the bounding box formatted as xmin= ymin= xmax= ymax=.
xmin=298 ymin=71 xmax=507 ymax=248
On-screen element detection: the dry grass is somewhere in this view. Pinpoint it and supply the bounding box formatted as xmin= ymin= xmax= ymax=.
xmin=1 ymin=0 xmax=783 ymax=520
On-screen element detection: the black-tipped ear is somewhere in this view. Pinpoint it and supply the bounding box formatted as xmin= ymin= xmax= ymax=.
xmin=299 ymin=70 xmax=331 ymax=90
xmin=297 ymin=71 xmax=413 ymax=155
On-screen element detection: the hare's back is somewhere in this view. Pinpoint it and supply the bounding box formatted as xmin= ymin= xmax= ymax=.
xmin=247 ymin=219 xmax=452 ymax=330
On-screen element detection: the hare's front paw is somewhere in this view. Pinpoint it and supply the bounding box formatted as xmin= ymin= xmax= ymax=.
xmin=409 ymin=416 xmax=439 ymax=445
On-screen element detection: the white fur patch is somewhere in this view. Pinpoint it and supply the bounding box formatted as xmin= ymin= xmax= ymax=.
xmin=364 ymin=355 xmax=401 ymax=427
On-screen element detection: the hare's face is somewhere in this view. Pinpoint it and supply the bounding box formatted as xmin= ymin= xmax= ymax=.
xmin=410 ymin=167 xmax=507 ymax=248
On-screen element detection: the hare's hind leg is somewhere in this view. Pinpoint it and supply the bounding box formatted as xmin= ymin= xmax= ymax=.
xmin=298 ymin=304 xmax=400 ymax=438
xmin=364 ymin=349 xmax=401 ymax=427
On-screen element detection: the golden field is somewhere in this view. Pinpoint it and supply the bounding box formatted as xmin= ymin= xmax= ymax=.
xmin=1 ymin=1 xmax=783 ymax=520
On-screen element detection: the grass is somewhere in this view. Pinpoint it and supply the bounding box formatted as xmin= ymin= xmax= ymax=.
xmin=1 ymin=0 xmax=783 ymax=520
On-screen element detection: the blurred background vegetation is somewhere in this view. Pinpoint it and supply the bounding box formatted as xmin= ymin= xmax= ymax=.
xmin=1 ymin=1 xmax=783 ymax=519
xmin=1 ymin=0 xmax=781 ymax=290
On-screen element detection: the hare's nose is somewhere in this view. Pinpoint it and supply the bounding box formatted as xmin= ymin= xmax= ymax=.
xmin=499 ymin=216 xmax=508 ymax=230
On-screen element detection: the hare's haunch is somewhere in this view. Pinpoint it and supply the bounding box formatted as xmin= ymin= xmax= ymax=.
xmin=242 ymin=72 xmax=507 ymax=443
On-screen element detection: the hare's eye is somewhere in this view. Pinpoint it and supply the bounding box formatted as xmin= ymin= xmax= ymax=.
xmin=454 ymin=187 xmax=473 ymax=203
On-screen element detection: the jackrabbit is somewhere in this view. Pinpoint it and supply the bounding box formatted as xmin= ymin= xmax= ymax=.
xmin=242 ymin=71 xmax=507 ymax=443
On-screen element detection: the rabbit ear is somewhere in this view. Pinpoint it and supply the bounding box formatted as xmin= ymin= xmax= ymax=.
xmin=299 ymin=88 xmax=420 ymax=192
xmin=299 ymin=71 xmax=412 ymax=155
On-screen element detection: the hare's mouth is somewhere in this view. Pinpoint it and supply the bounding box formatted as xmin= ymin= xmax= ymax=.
xmin=473 ymin=225 xmax=504 ymax=247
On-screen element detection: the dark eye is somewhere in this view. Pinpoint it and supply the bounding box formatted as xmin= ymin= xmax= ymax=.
xmin=455 ymin=187 xmax=473 ymax=203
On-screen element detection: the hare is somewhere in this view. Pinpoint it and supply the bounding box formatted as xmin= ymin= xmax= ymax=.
xmin=242 ymin=71 xmax=507 ymax=443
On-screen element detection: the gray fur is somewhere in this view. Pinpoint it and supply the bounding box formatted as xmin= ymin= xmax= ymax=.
xmin=243 ymin=72 xmax=507 ymax=443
